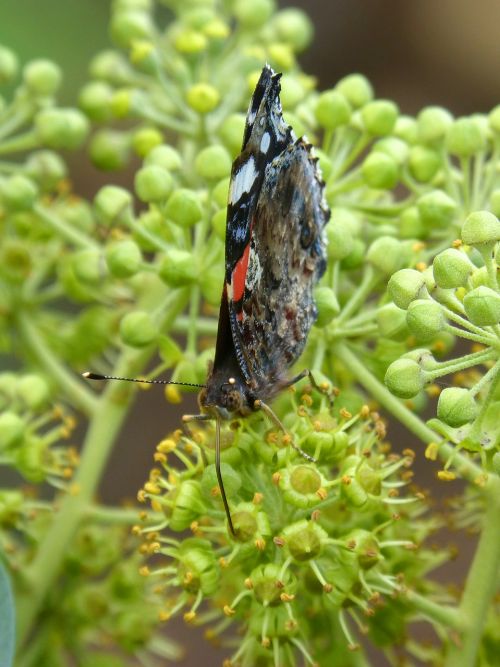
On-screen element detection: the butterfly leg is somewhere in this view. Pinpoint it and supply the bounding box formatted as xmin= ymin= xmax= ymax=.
xmin=285 ymin=369 xmax=335 ymax=408
xmin=255 ymin=399 xmax=316 ymax=463
xmin=182 ymin=413 xmax=235 ymax=537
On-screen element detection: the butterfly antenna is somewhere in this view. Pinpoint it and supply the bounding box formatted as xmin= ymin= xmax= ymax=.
xmin=215 ymin=415 xmax=235 ymax=536
xmin=82 ymin=372 xmax=206 ymax=389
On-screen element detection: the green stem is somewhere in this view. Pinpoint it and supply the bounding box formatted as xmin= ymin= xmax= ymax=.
xmin=333 ymin=342 xmax=485 ymax=484
xmin=405 ymin=590 xmax=461 ymax=630
xmin=336 ymin=266 xmax=377 ymax=325
xmin=443 ymin=483 xmax=500 ymax=667
xmin=0 ymin=130 xmax=39 ymax=155
xmin=34 ymin=203 xmax=97 ymax=250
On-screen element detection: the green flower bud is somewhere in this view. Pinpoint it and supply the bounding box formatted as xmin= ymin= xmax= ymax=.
xmin=134 ymin=165 xmax=173 ymax=202
xmin=15 ymin=436 xmax=46 ymax=482
xmin=211 ymin=209 xmax=227 ymax=240
xmin=417 ymin=190 xmax=457 ymax=229
xmin=234 ymin=0 xmax=275 ymax=29
xmin=0 ymin=240 xmax=31 ymax=282
xmin=437 ymin=387 xmax=478 ymax=427
xmin=399 ymin=206 xmax=425 ymax=239
xmin=279 ymin=464 xmax=324 ymax=509
xmin=384 ymin=358 xmax=426 ymax=398
xmin=488 ymin=105 xmax=500 ymax=134
xmin=168 ymin=480 xmax=206 ymax=531
xmin=158 ymin=248 xmax=198 ymax=286
xmin=131 ymin=126 xmax=163 ymax=158
xmin=203 ymin=18 xmax=230 ymax=42
xmin=345 ymin=529 xmax=381 ymax=569
xmin=89 ymin=129 xmax=131 ymax=171
xmin=315 ymin=90 xmax=351 ymax=130
xmin=144 ymin=144 xmax=182 ymax=171
xmin=16 ymin=374 xmax=50 ymax=409
xmin=340 ymin=468 xmax=368 ymax=508
xmin=282 ymin=519 xmax=328 ymax=562
xmin=35 ymin=108 xmax=89 ymax=150
xmin=401 ymin=348 xmax=436 ymax=370
xmin=336 ymin=73 xmax=373 ymax=109
xmin=463 ymin=286 xmax=500 ymax=326
xmin=388 ymin=268 xmax=426 ymax=309
xmin=0 ymin=412 xmax=25 ymax=448
xmin=218 ymin=113 xmax=246 ymax=157
xmin=250 ymin=563 xmax=291 ymax=606
xmin=279 ymin=74 xmax=306 ymax=109
xmin=408 ymin=145 xmax=441 ymax=183
xmin=71 ymin=248 xmax=102 ymax=284
xmin=177 ymin=539 xmax=218 ymax=596
xmin=89 ymin=50 xmax=130 ymax=84
xmin=229 ymin=502 xmax=271 ymax=543
xmin=186 ymin=83 xmax=220 ymax=114
xmin=490 ymin=189 xmax=500 ymax=218
xmin=78 ymin=81 xmax=113 ymax=121
xmin=110 ymin=88 xmax=134 ymax=118
xmin=373 ymin=137 xmax=409 ymax=165
xmin=110 ymin=10 xmax=153 ymax=48
xmin=267 ymin=43 xmax=295 ymax=71
xmin=314 ymin=286 xmax=340 ymax=327
xmin=406 ymin=299 xmax=446 ymax=342
xmin=272 ymin=8 xmax=313 ymax=52
xmin=200 ymin=266 xmax=223 ymax=306
xmin=23 ymin=59 xmax=61 ymax=96
xmin=119 ymin=310 xmax=156 ymax=347
xmin=164 ymin=189 xmax=203 ymax=227
xmin=362 ymin=152 xmax=398 ymax=189
xmin=394 ymin=115 xmax=418 ymax=144
xmin=366 ymin=236 xmax=404 ymax=275
xmin=361 ymin=100 xmax=399 ymax=136
xmin=341 ymin=238 xmax=366 ymax=270
xmin=417 ymin=106 xmax=453 ymax=144
xmin=212 ymin=176 xmax=230 ymax=208
xmin=94 ymin=185 xmax=132 ymax=225
xmin=201 ymin=462 xmax=241 ymax=500
xmin=63 ymin=200 xmax=95 ymax=233
xmin=377 ymin=303 xmax=408 ymax=340
xmin=461 ymin=210 xmax=500 ymax=246
xmin=173 ymin=28 xmax=207 ymax=54
xmin=432 ymin=248 xmax=473 ymax=288
xmin=194 ymin=144 xmax=231 ymax=181
xmin=446 ymin=117 xmax=487 ymax=157
xmin=105 ymin=240 xmax=142 ymax=278
xmin=0 ymin=175 xmax=38 ymax=211
xmin=0 ymin=46 xmax=18 ymax=84
xmin=24 ymin=150 xmax=66 ymax=190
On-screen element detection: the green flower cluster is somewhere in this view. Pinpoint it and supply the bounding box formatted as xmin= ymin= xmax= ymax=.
xmin=1 ymin=0 xmax=500 ymax=666
xmin=139 ymin=392 xmax=444 ymax=665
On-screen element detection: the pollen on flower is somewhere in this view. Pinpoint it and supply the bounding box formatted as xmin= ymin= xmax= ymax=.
xmin=316 ymin=487 xmax=327 ymax=500
xmin=261 ymin=636 xmax=271 ymax=648
xmin=223 ymin=605 xmax=235 ymax=617
xmin=154 ymin=452 xmax=167 ymax=463
xmin=139 ymin=566 xmax=150 ymax=577
xmin=184 ymin=611 xmax=197 ymax=623
xmin=425 ymin=442 xmax=439 ymax=460
xmin=280 ymin=592 xmax=295 ymax=602
xmin=244 ymin=578 xmax=253 ymax=589
xmin=254 ymin=538 xmax=266 ymax=550
xmin=252 ymin=492 xmax=264 ymax=504
xmin=272 ymin=472 xmax=281 ymax=485
xmin=340 ymin=408 xmax=352 ymax=419
xmin=437 ymin=470 xmax=456 ymax=481
xmin=301 ymin=394 xmax=313 ymax=407
xmin=360 ymin=405 xmax=370 ymax=418
xmin=342 ymin=475 xmax=352 ymax=485
xmin=144 ymin=482 xmax=161 ymax=494
xmin=415 ymin=261 xmax=427 ymax=272
xmin=159 ymin=611 xmax=171 ymax=622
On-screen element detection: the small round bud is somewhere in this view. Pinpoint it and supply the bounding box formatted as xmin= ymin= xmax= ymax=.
xmin=158 ymin=249 xmax=198 ymax=286
xmin=336 ymin=73 xmax=373 ymax=109
xmin=373 ymin=137 xmax=409 ymax=165
xmin=144 ymin=144 xmax=182 ymax=171
xmin=78 ymin=81 xmax=113 ymax=121
xmin=16 ymin=374 xmax=50 ymax=409
xmin=361 ymin=152 xmax=398 ymax=189
xmin=89 ymin=129 xmax=131 ymax=170
xmin=173 ymin=29 xmax=207 ymax=54
xmin=432 ymin=248 xmax=473 ymax=288
xmin=282 ymin=519 xmax=329 ymax=562
xmin=94 ymin=185 xmax=133 ymax=225
xmin=211 ymin=209 xmax=227 ymax=240
xmin=164 ymin=189 xmax=203 ymax=228
xmin=34 ymin=108 xmax=89 ymax=150
xmin=89 ymin=50 xmax=130 ymax=84
xmin=212 ymin=177 xmax=230 ymax=208
xmin=399 ymin=206 xmax=425 ymax=239
xmin=488 ymin=105 xmax=500 ymax=134
xmin=376 ymin=303 xmax=408 ymax=340
xmin=168 ymin=480 xmax=206 ymax=532
xmin=384 ymin=359 xmax=426 ymax=398
xmin=279 ymin=74 xmax=306 ymax=109
xmin=417 ymin=190 xmax=457 ymax=229
xmin=267 ymin=43 xmax=295 ymax=71
xmin=24 ymin=150 xmax=66 ymax=191
xmin=119 ymin=310 xmax=156 ymax=347
xmin=314 ymin=286 xmax=340 ymax=327
xmin=341 ymin=238 xmax=366 ymax=270
xmin=463 ymin=286 xmax=500 ymax=326
xmin=315 ymin=90 xmax=351 ymax=130
xmin=437 ymin=388 xmax=478 ymax=427
xmin=272 ymin=8 xmax=313 ymax=52
xmin=361 ymin=100 xmax=399 ymax=136
xmin=408 ymin=145 xmax=441 ymax=183
xmin=134 ymin=165 xmax=173 ymax=202
xmin=0 ymin=175 xmax=38 ymax=211
xmin=106 ymin=240 xmax=142 ymax=278
xmin=461 ymin=210 xmax=500 ymax=246
xmin=110 ymin=10 xmax=153 ymax=48
xmin=406 ymin=299 xmax=446 ymax=342
xmin=131 ymin=126 xmax=163 ymax=158
xmin=0 ymin=412 xmax=25 ymax=448
xmin=234 ymin=0 xmax=275 ymax=29
xmin=218 ymin=113 xmax=246 ymax=157
xmin=23 ymin=59 xmax=61 ymax=97
xmin=110 ymin=88 xmax=134 ymax=118
xmin=394 ymin=115 xmax=418 ymax=144
xmin=280 ymin=464 xmax=324 ymax=508
xmin=71 ymin=248 xmax=102 ymax=284
xmin=446 ymin=117 xmax=487 ymax=157
xmin=388 ymin=269 xmax=426 ymax=309
xmin=366 ymin=236 xmax=404 ymax=275
xmin=417 ymin=106 xmax=453 ymax=144
xmin=0 ymin=46 xmax=18 ymax=84
xmin=186 ymin=83 xmax=220 ymax=114
xmin=201 ymin=464 xmax=242 ymax=501
xmin=194 ymin=145 xmax=231 ymax=181
xmin=489 ymin=189 xmax=500 ymax=218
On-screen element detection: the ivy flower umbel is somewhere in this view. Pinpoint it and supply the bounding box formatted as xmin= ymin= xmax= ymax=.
xmin=137 ymin=390 xmax=438 ymax=666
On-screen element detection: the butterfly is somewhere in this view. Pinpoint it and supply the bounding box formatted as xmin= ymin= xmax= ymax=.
xmin=84 ymin=65 xmax=330 ymax=535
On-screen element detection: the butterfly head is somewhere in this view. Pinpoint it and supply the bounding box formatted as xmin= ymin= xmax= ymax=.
xmin=199 ymin=373 xmax=254 ymax=419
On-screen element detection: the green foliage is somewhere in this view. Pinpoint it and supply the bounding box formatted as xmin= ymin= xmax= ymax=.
xmin=1 ymin=1 xmax=500 ymax=667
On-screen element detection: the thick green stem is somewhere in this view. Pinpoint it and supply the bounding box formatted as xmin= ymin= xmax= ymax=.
xmin=444 ymin=484 xmax=500 ymax=667
xmin=405 ymin=590 xmax=461 ymax=630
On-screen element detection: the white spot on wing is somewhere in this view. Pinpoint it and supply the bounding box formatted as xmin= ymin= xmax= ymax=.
xmin=260 ymin=132 xmax=270 ymax=154
xmin=230 ymin=156 xmax=257 ymax=204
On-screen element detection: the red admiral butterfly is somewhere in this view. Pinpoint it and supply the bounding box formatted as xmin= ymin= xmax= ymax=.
xmin=84 ymin=65 xmax=330 ymax=535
